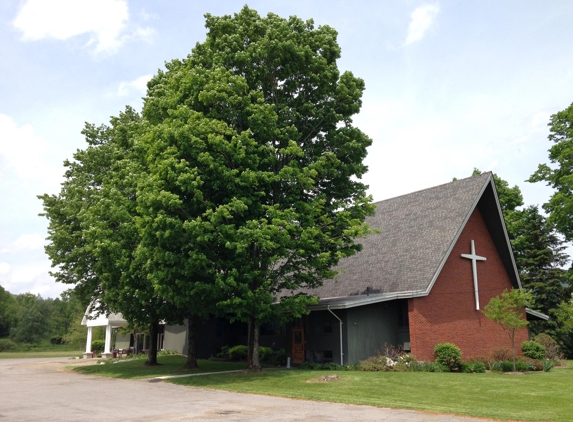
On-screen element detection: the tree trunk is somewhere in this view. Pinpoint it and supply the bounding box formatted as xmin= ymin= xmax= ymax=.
xmin=146 ymin=321 xmax=159 ymax=366
xmin=511 ymin=331 xmax=516 ymax=372
xmin=247 ymin=316 xmax=261 ymax=371
xmin=183 ymin=313 xmax=199 ymax=370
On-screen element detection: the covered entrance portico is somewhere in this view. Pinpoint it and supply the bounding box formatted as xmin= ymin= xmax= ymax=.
xmin=81 ymin=304 xmax=127 ymax=359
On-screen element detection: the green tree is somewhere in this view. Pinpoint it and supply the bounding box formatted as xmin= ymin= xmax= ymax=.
xmin=139 ymin=6 xmax=374 ymax=370
xmin=556 ymin=299 xmax=573 ymax=334
xmin=40 ymin=107 xmax=177 ymax=366
xmin=10 ymin=295 xmax=51 ymax=344
xmin=529 ymin=102 xmax=573 ymax=240
xmin=483 ymin=289 xmax=531 ymax=371
xmin=0 ymin=286 xmax=19 ymax=338
xmin=508 ymin=206 xmax=572 ymax=333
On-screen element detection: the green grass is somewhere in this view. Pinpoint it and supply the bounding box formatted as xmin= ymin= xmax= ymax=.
xmin=164 ymin=362 xmax=573 ymax=421
xmin=73 ymin=355 xmax=247 ymax=379
xmin=0 ymin=344 xmax=82 ymax=359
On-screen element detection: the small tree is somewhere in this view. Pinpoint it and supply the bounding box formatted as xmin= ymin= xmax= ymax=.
xmin=483 ymin=289 xmax=531 ymax=371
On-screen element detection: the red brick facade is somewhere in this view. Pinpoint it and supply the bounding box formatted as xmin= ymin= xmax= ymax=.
xmin=408 ymin=208 xmax=529 ymax=361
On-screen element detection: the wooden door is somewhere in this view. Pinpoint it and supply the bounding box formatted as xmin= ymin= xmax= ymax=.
xmin=292 ymin=327 xmax=305 ymax=364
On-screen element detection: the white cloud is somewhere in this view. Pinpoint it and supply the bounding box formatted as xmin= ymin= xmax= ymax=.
xmin=0 ymin=262 xmax=11 ymax=275
xmin=405 ymin=4 xmax=440 ymax=45
xmin=117 ymin=74 xmax=152 ymax=96
xmin=12 ymin=0 xmax=154 ymax=54
xmin=0 ymin=234 xmax=46 ymax=254
xmin=0 ymin=114 xmax=63 ymax=189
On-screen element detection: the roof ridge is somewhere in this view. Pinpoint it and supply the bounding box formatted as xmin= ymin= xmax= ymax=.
xmin=371 ymin=172 xmax=492 ymax=206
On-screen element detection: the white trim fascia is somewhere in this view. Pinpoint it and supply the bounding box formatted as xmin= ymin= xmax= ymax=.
xmin=526 ymin=307 xmax=549 ymax=321
xmin=309 ymin=290 xmax=426 ymax=311
xmin=488 ymin=176 xmax=523 ymax=290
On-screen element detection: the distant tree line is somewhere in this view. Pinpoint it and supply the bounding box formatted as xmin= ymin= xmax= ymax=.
xmin=0 ymin=286 xmax=90 ymax=350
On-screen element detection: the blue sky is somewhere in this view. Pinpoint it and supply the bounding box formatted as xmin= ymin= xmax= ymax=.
xmin=1 ymin=0 xmax=572 ymax=298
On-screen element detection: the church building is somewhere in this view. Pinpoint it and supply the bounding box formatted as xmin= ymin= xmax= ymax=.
xmin=159 ymin=172 xmax=545 ymax=363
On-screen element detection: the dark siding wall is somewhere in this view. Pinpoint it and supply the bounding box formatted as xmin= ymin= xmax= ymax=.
xmin=346 ymin=301 xmax=407 ymax=363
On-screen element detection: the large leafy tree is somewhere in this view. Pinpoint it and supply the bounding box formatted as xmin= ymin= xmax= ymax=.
xmin=529 ymin=102 xmax=573 ymax=240
xmin=0 ymin=286 xmax=19 ymax=338
xmin=139 ymin=7 xmax=374 ymax=370
xmin=40 ymin=107 xmax=177 ymax=365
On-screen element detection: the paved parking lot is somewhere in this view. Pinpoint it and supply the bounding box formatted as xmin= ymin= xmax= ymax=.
xmin=0 ymin=357 xmax=489 ymax=421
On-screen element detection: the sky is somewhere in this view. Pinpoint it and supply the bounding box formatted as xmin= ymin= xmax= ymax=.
xmin=1 ymin=0 xmax=573 ymax=299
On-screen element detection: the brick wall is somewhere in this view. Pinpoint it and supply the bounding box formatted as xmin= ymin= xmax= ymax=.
xmin=408 ymin=207 xmax=529 ymax=361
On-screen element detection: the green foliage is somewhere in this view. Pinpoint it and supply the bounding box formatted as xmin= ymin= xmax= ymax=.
xmin=518 ymin=356 xmax=543 ymax=371
xmin=542 ymin=359 xmax=555 ymax=372
xmin=0 ymin=286 xmax=19 ymax=338
xmin=408 ymin=362 xmax=449 ymax=372
xmin=0 ymin=338 xmax=18 ymax=352
xmin=460 ymin=362 xmax=486 ymax=373
xmin=40 ymin=6 xmax=375 ymax=371
xmin=434 ymin=343 xmax=462 ymax=371
xmin=483 ymin=289 xmax=531 ymax=370
xmin=268 ymin=348 xmax=287 ymax=366
xmin=521 ymin=341 xmax=546 ymax=360
xmin=10 ymin=296 xmax=51 ymax=344
xmin=529 ymin=102 xmax=573 ymax=241
xmin=228 ymin=345 xmax=249 ymax=361
xmin=534 ymin=333 xmax=565 ymax=360
xmin=91 ymin=340 xmax=105 ymax=353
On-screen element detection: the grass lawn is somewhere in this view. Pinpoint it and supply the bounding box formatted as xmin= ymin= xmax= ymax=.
xmin=73 ymin=355 xmax=247 ymax=379
xmin=164 ymin=362 xmax=573 ymax=421
xmin=0 ymin=344 xmax=83 ymax=359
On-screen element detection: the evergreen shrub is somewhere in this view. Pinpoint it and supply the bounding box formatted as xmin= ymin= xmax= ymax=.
xmin=434 ymin=343 xmax=462 ymax=371
xmin=521 ymin=341 xmax=546 ymax=360
xmin=91 ymin=340 xmax=105 ymax=353
xmin=228 ymin=345 xmax=248 ymax=361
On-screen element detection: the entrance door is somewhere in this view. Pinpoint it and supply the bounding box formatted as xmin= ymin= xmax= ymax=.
xmin=292 ymin=327 xmax=305 ymax=364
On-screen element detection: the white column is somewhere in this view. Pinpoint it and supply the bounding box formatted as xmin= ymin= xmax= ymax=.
xmin=85 ymin=326 xmax=93 ymax=353
xmin=104 ymin=324 xmax=112 ymax=354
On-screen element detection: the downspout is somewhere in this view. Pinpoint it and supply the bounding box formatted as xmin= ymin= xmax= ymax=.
xmin=327 ymin=306 xmax=344 ymax=365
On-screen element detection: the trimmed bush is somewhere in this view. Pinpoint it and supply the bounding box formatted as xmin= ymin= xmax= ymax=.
xmin=228 ymin=345 xmax=248 ymax=361
xmin=521 ymin=341 xmax=546 ymax=360
xmin=91 ymin=340 xmax=105 ymax=353
xmin=434 ymin=343 xmax=462 ymax=371
xmin=0 ymin=338 xmax=18 ymax=352
xmin=409 ymin=362 xmax=449 ymax=372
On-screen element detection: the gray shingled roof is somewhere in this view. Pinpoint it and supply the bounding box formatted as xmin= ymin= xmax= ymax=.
xmin=304 ymin=172 xmax=502 ymax=306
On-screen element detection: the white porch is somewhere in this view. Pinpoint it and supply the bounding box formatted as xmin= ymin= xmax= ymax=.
xmin=81 ymin=303 xmax=127 ymax=359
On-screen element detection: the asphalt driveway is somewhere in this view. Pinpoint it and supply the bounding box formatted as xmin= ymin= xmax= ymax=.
xmin=0 ymin=357 xmax=489 ymax=421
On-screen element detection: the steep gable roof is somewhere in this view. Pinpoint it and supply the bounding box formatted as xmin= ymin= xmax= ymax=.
xmin=307 ymin=172 xmax=521 ymax=310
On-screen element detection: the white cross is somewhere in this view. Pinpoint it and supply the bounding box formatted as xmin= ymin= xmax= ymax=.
xmin=461 ymin=240 xmax=487 ymax=310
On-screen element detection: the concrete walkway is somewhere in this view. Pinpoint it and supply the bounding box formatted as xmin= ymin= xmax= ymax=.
xmin=0 ymin=357 xmax=491 ymax=421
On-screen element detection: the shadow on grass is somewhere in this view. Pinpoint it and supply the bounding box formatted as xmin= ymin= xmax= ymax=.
xmin=73 ymin=356 xmax=247 ymax=379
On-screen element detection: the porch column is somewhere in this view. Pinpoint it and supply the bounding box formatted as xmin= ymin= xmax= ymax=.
xmin=83 ymin=326 xmax=93 ymax=359
xmin=102 ymin=324 xmax=113 ymax=359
